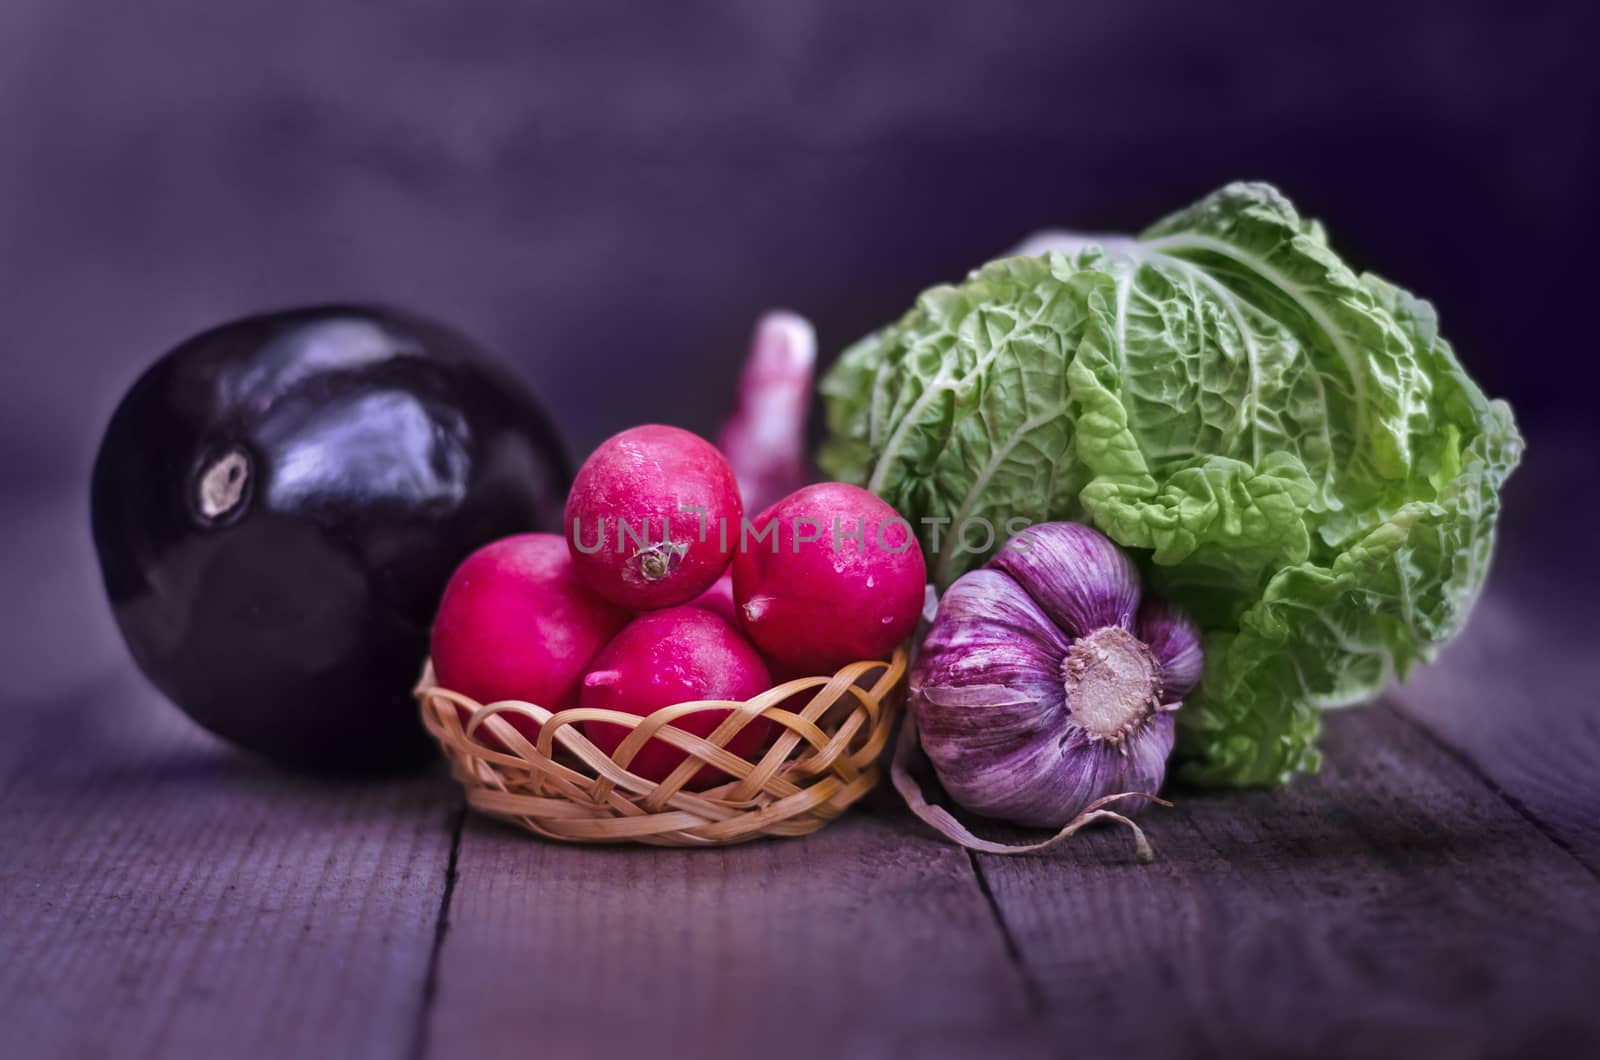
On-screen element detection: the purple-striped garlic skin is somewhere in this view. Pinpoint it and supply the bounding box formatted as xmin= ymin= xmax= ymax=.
xmin=989 ymin=520 xmax=1142 ymax=636
xmin=910 ymin=522 xmax=1201 ymax=829
xmin=1137 ymin=596 xmax=1204 ymax=702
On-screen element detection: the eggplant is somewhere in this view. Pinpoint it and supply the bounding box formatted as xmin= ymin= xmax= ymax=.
xmin=91 ymin=306 xmax=570 ymax=772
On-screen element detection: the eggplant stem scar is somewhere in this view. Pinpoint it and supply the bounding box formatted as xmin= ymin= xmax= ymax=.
xmin=197 ymin=448 xmax=251 ymax=522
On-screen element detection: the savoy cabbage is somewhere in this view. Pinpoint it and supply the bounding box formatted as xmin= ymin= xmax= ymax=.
xmin=819 ymin=183 xmax=1522 ymax=786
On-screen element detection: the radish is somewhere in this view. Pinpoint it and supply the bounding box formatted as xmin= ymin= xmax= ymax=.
xmin=716 ymin=311 xmax=815 ymax=513
xmin=580 ymin=607 xmax=772 ymax=788
xmin=565 ymin=424 xmax=741 ymax=610
xmin=431 ymin=533 xmax=628 ymax=749
xmin=732 ymin=482 xmax=926 ymax=673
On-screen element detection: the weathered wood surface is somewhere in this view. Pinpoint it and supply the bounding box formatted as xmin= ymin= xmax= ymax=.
xmin=0 ymin=492 xmax=460 ymax=1060
xmin=971 ymin=704 xmax=1600 ymax=1059
xmin=424 ymin=800 xmax=1045 ymax=1060
xmin=0 ymin=670 xmax=459 ymax=1060
xmin=1389 ymin=592 xmax=1600 ymax=872
xmin=1386 ymin=435 xmax=1600 ymax=871
xmin=5 ymin=445 xmax=1600 ymax=1059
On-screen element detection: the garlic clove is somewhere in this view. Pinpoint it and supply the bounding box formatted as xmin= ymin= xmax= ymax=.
xmin=920 ymin=694 xmax=1176 ymax=830
xmin=991 ymin=522 xmax=1142 ymax=636
xmin=912 ymin=703 xmax=1075 ymax=824
xmin=1047 ymin=711 xmax=1176 ymax=823
xmin=1136 ymin=597 xmax=1204 ymax=700
xmin=913 ymin=570 xmax=1070 ymax=703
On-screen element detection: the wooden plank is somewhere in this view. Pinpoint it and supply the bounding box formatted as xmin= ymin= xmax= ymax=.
xmin=0 ymin=672 xmax=459 ymax=1060
xmin=1387 ymin=437 xmax=1600 ymax=869
xmin=967 ymin=703 xmax=1600 ymax=1059
xmin=424 ymin=796 xmax=1049 ymax=1060
xmin=0 ymin=491 xmax=459 ymax=1060
xmin=1389 ymin=591 xmax=1600 ymax=871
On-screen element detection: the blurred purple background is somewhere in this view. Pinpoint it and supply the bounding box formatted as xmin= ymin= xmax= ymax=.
xmin=4 ymin=1 xmax=1594 ymax=477
xmin=3 ymin=1 xmax=1593 ymax=692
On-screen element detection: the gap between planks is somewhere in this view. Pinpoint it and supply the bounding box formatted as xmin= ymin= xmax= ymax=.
xmin=966 ymin=700 xmax=1600 ymax=1059
xmin=964 ymin=849 xmax=1046 ymax=1018
xmin=419 ymin=798 xmax=1049 ymax=1060
xmin=410 ymin=802 xmax=466 ymax=1060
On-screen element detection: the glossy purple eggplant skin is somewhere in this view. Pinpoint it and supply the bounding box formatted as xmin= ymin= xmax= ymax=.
xmin=91 ymin=306 xmax=570 ymax=773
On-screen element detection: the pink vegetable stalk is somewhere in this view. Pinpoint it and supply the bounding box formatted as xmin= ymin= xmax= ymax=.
xmin=717 ymin=311 xmax=815 ymax=514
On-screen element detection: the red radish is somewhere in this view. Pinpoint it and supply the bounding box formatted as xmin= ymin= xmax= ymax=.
xmin=687 ymin=571 xmax=737 ymax=624
xmin=580 ymin=607 xmax=771 ymax=788
xmin=431 ymin=533 xmax=628 ymax=749
xmin=733 ymin=482 xmax=925 ymax=673
xmin=716 ymin=311 xmax=816 ymax=513
xmin=565 ymin=424 xmax=741 ymax=610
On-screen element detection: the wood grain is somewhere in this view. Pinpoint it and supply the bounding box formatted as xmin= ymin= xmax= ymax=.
xmin=423 ymin=797 xmax=1048 ymax=1060
xmin=0 ymin=665 xmax=458 ymax=1060
xmin=1387 ymin=436 xmax=1600 ymax=870
xmin=8 ymin=450 xmax=1597 ymax=1059
xmin=1388 ymin=593 xmax=1600 ymax=872
xmin=967 ymin=703 xmax=1600 ymax=1059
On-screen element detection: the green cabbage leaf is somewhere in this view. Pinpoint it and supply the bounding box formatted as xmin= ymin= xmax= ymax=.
xmin=819 ymin=183 xmax=1522 ymax=786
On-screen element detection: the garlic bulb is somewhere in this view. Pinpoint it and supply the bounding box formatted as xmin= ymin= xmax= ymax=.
xmin=910 ymin=522 xmax=1201 ymax=830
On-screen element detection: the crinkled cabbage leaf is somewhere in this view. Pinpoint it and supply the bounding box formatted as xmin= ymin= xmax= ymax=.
xmin=819 ymin=183 xmax=1521 ymax=786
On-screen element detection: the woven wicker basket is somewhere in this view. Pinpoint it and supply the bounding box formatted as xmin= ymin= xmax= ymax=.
xmin=416 ymin=646 xmax=908 ymax=847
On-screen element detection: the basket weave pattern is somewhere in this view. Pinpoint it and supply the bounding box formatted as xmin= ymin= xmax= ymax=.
xmin=416 ymin=647 xmax=907 ymax=846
